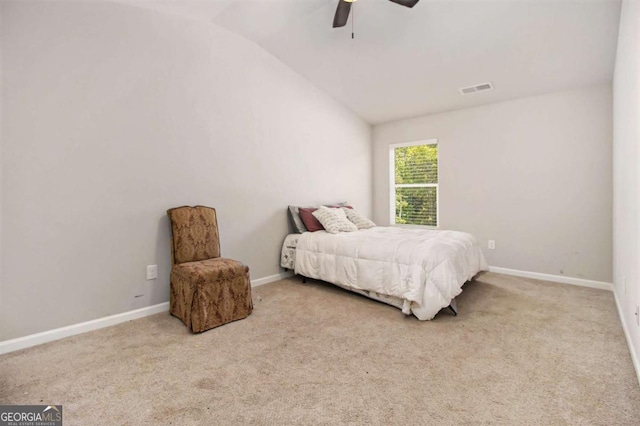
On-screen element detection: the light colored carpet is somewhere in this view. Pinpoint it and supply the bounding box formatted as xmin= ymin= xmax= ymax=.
xmin=1 ymin=272 xmax=639 ymax=425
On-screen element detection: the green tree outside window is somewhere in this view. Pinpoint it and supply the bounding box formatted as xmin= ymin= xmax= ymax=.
xmin=393 ymin=143 xmax=438 ymax=226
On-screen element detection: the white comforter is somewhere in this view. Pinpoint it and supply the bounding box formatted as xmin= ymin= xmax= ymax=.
xmin=294 ymin=226 xmax=488 ymax=320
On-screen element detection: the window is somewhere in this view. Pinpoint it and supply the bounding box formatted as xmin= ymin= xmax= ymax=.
xmin=390 ymin=140 xmax=438 ymax=227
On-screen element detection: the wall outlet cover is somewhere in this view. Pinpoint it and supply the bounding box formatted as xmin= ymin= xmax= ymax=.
xmin=146 ymin=265 xmax=158 ymax=280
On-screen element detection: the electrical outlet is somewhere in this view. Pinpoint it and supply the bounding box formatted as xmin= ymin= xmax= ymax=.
xmin=488 ymin=240 xmax=496 ymax=250
xmin=146 ymin=265 xmax=158 ymax=280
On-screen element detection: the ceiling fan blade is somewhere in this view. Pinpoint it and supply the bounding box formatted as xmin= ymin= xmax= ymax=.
xmin=333 ymin=0 xmax=352 ymax=28
xmin=388 ymin=0 xmax=420 ymax=8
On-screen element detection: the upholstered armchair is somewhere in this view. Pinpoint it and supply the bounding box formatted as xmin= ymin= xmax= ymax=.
xmin=167 ymin=206 xmax=253 ymax=333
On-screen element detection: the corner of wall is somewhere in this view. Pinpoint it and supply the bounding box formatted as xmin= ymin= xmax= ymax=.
xmin=612 ymin=0 xmax=640 ymax=386
xmin=0 ymin=0 xmax=5 ymax=342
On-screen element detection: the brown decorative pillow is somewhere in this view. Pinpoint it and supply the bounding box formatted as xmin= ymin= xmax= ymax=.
xmin=299 ymin=208 xmax=324 ymax=232
xmin=288 ymin=205 xmax=312 ymax=233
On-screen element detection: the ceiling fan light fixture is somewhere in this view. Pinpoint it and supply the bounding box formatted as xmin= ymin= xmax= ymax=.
xmin=333 ymin=0 xmax=418 ymax=29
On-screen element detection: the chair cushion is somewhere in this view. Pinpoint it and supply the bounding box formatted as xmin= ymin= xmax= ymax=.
xmin=170 ymin=258 xmax=252 ymax=333
xmin=172 ymin=258 xmax=248 ymax=283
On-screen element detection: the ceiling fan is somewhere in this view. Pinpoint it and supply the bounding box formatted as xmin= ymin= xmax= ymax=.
xmin=333 ymin=0 xmax=420 ymax=28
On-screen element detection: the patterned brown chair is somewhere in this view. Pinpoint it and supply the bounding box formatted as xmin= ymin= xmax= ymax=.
xmin=167 ymin=206 xmax=253 ymax=333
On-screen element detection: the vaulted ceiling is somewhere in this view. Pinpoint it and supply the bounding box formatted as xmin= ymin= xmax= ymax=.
xmin=123 ymin=0 xmax=622 ymax=124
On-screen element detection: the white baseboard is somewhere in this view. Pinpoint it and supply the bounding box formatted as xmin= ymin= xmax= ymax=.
xmin=0 ymin=302 xmax=170 ymax=355
xmin=0 ymin=271 xmax=295 ymax=355
xmin=251 ymin=271 xmax=294 ymax=287
xmin=489 ymin=266 xmax=614 ymax=291
xmin=613 ymin=291 xmax=640 ymax=386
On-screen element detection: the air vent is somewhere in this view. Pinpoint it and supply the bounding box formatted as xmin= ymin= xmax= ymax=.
xmin=459 ymin=82 xmax=494 ymax=95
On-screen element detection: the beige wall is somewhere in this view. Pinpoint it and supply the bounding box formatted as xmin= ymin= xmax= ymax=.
xmin=0 ymin=3 xmax=3 ymax=339
xmin=0 ymin=1 xmax=372 ymax=340
xmin=613 ymin=0 xmax=640 ymax=374
xmin=373 ymin=85 xmax=613 ymax=283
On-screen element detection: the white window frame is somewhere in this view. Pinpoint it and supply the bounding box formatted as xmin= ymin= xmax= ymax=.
xmin=389 ymin=139 xmax=439 ymax=228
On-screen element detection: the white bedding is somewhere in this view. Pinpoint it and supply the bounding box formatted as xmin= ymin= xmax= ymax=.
xmin=280 ymin=234 xmax=300 ymax=270
xmin=294 ymin=226 xmax=488 ymax=320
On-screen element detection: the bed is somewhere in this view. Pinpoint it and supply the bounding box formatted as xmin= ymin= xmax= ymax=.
xmin=281 ymin=226 xmax=488 ymax=320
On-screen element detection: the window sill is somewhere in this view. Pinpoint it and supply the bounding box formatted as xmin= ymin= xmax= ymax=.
xmin=391 ymin=223 xmax=439 ymax=230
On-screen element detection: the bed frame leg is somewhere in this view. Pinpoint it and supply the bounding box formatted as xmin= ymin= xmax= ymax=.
xmin=447 ymin=299 xmax=458 ymax=316
xmin=302 ymin=276 xmax=307 ymax=284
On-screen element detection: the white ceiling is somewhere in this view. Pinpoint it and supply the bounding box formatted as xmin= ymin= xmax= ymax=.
xmin=123 ymin=0 xmax=622 ymax=124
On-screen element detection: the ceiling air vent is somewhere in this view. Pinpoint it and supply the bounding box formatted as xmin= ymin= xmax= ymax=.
xmin=459 ymin=82 xmax=494 ymax=95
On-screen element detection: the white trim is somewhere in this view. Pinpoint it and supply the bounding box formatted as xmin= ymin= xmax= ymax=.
xmin=0 ymin=302 xmax=170 ymax=355
xmin=392 ymin=223 xmax=439 ymax=230
xmin=613 ymin=291 xmax=640 ymax=386
xmin=0 ymin=272 xmax=294 ymax=355
xmin=396 ymin=183 xmax=438 ymax=188
xmin=390 ymin=138 xmax=438 ymax=149
xmin=489 ymin=266 xmax=614 ymax=291
xmin=251 ymin=271 xmax=294 ymax=287
xmin=389 ymin=146 xmax=395 ymax=224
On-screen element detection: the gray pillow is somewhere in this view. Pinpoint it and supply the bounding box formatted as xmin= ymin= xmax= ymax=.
xmin=288 ymin=205 xmax=310 ymax=233
xmin=288 ymin=202 xmax=349 ymax=234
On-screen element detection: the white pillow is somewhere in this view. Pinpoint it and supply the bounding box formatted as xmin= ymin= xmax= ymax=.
xmin=312 ymin=206 xmax=357 ymax=234
xmin=343 ymin=208 xmax=376 ymax=229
